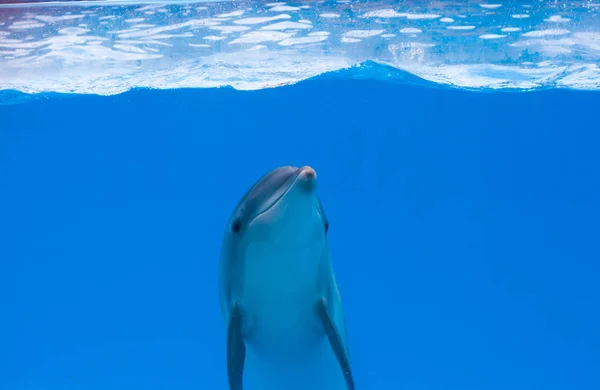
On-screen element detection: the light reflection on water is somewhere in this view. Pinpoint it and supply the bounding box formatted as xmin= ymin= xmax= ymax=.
xmin=0 ymin=0 xmax=599 ymax=96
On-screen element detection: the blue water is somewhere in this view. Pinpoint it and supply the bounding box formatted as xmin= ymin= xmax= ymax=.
xmin=2 ymin=1 xmax=600 ymax=390
xmin=2 ymin=77 xmax=600 ymax=390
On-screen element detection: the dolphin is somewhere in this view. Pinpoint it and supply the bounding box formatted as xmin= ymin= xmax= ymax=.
xmin=218 ymin=165 xmax=355 ymax=390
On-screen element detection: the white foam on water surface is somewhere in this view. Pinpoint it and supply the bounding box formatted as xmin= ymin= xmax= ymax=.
xmin=217 ymin=10 xmax=244 ymax=18
xmin=480 ymin=4 xmax=502 ymax=9
xmin=8 ymin=21 xmax=46 ymax=30
xmin=269 ymin=5 xmax=301 ymax=12
xmin=113 ymin=43 xmax=148 ymax=54
xmin=399 ymin=28 xmax=422 ymax=34
xmin=362 ymin=9 xmax=406 ymax=18
xmin=447 ymin=25 xmax=476 ymax=30
xmin=522 ymin=29 xmax=571 ymax=37
xmin=343 ymin=30 xmax=384 ymax=38
xmin=203 ymin=35 xmax=225 ymax=41
xmin=409 ymin=14 xmax=440 ymax=20
xmin=125 ymin=18 xmax=146 ymax=23
xmin=545 ymin=15 xmax=571 ymax=23
xmin=278 ymin=35 xmax=328 ymax=46
xmin=229 ymin=31 xmax=294 ymax=44
xmin=261 ymin=21 xmax=313 ymax=31
xmin=0 ymin=0 xmax=599 ymax=97
xmin=210 ymin=25 xmax=251 ymax=33
xmin=480 ymin=34 xmax=506 ymax=40
xmin=35 ymin=14 xmax=85 ymax=23
xmin=234 ymin=14 xmax=292 ymax=25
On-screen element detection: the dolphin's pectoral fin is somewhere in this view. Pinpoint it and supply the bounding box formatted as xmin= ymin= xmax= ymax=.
xmin=227 ymin=301 xmax=246 ymax=390
xmin=315 ymin=297 xmax=355 ymax=390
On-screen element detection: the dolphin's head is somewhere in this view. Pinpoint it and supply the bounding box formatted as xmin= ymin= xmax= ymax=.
xmin=219 ymin=165 xmax=330 ymax=319
xmin=226 ymin=165 xmax=329 ymax=248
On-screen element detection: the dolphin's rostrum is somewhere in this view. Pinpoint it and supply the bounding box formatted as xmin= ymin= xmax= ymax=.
xmin=218 ymin=165 xmax=355 ymax=390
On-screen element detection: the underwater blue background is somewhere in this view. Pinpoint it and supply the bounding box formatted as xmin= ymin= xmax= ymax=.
xmin=2 ymin=79 xmax=600 ymax=390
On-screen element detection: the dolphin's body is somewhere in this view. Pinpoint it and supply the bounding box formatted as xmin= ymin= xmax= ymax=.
xmin=218 ymin=165 xmax=355 ymax=390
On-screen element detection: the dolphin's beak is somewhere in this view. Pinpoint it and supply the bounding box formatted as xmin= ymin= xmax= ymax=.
xmin=296 ymin=165 xmax=317 ymax=192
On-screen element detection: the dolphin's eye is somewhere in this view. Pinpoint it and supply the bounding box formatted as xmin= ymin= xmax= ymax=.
xmin=232 ymin=219 xmax=242 ymax=234
xmin=324 ymin=221 xmax=329 ymax=234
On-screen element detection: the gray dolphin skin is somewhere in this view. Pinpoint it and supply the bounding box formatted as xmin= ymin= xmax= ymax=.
xmin=218 ymin=165 xmax=355 ymax=390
